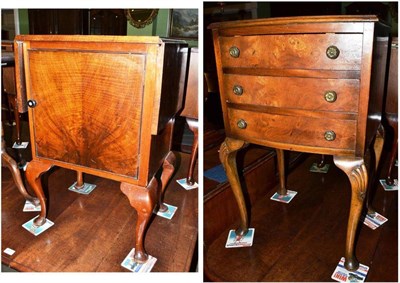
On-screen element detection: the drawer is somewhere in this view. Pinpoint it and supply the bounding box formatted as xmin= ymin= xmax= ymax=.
xmin=219 ymin=33 xmax=362 ymax=70
xmin=227 ymin=108 xmax=356 ymax=151
xmin=223 ymin=74 xmax=360 ymax=112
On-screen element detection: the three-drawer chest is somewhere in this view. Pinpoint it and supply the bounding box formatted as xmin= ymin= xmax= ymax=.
xmin=209 ymin=15 xmax=390 ymax=271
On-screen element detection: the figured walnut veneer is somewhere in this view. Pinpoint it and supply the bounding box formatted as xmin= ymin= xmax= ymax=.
xmin=15 ymin=35 xmax=188 ymax=263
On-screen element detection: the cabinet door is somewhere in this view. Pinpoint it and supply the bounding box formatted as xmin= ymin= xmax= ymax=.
xmin=27 ymin=49 xmax=145 ymax=178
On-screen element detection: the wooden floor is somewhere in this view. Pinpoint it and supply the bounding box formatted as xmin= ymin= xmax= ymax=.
xmin=2 ymin=149 xmax=198 ymax=272
xmin=205 ymin=153 xmax=398 ymax=282
xmin=1 ymin=115 xmax=398 ymax=280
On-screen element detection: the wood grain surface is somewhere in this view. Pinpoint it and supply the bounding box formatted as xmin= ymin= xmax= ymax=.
xmin=227 ymin=108 xmax=356 ymax=151
xmin=28 ymin=50 xmax=144 ymax=177
xmin=1 ymin=151 xmax=198 ymax=272
xmin=219 ymin=34 xmax=362 ymax=70
xmin=223 ymin=74 xmax=360 ymax=112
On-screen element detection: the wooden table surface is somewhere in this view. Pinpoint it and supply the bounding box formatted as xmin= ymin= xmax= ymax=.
xmin=2 ymin=151 xmax=198 ymax=272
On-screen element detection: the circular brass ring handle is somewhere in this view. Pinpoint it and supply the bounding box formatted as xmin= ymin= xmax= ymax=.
xmin=27 ymin=99 xmax=37 ymax=108
xmin=237 ymin=119 xmax=247 ymax=129
xmin=324 ymin=130 xmax=336 ymax=141
xmin=324 ymin=91 xmax=337 ymax=103
xmin=229 ymin=46 xmax=240 ymax=58
xmin=326 ymin=45 xmax=340 ymax=59
xmin=233 ymin=85 xmax=243 ymax=96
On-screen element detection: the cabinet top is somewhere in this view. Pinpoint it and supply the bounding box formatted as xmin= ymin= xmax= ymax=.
xmin=14 ymin=35 xmax=186 ymax=45
xmin=208 ymin=15 xmax=380 ymax=30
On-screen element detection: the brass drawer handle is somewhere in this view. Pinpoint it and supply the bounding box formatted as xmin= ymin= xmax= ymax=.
xmin=229 ymin=46 xmax=240 ymax=58
xmin=237 ymin=119 xmax=247 ymax=129
xmin=324 ymin=91 xmax=337 ymax=103
xmin=324 ymin=131 xmax=336 ymax=141
xmin=233 ymin=85 xmax=243 ymax=96
xmin=326 ymin=45 xmax=340 ymax=59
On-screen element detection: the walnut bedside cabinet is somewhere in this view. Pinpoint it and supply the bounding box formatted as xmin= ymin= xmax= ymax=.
xmin=14 ymin=35 xmax=188 ymax=263
xmin=209 ymin=15 xmax=390 ymax=271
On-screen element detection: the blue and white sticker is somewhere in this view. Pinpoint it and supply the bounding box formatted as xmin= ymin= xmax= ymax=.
xmin=331 ymin=257 xmax=369 ymax=282
xmin=176 ymin=178 xmax=198 ymax=190
xmin=154 ymin=203 xmax=178 ymax=220
xmin=379 ymin=179 xmax=398 ymax=191
xmin=121 ymin=248 xmax=157 ymax=272
xmin=23 ymin=200 xmax=41 ymax=212
xmin=270 ymin=190 xmax=297 ymax=204
xmin=12 ymin=141 xmax=29 ymax=149
xmin=3 ymin=248 xmax=16 ymax=256
xmin=68 ymin=182 xmax=97 ymax=195
xmin=362 ymin=212 xmax=388 ymax=230
xmin=309 ymin=162 xmax=330 ymax=173
xmin=22 ymin=216 xmax=54 ymax=236
xmin=225 ymin=228 xmax=255 ymax=248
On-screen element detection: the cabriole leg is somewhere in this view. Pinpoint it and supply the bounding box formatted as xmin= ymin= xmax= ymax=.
xmin=386 ymin=119 xmax=398 ymax=186
xmin=1 ymin=135 xmax=38 ymax=205
xmin=120 ymin=178 xmax=158 ymax=263
xmin=186 ymin=118 xmax=198 ymax=185
xmin=386 ymin=139 xmax=398 ymax=185
xmin=25 ymin=159 xmax=53 ymax=226
xmin=333 ymin=156 xmax=368 ymax=271
xmin=158 ymin=151 xmax=176 ymax=213
xmin=366 ymin=125 xmax=385 ymax=215
xmin=219 ymin=137 xmax=248 ymax=237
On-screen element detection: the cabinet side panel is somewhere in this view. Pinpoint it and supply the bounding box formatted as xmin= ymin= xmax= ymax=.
xmin=180 ymin=48 xmax=199 ymax=119
xmin=27 ymin=49 xmax=144 ymax=178
xmin=385 ymin=37 xmax=398 ymax=115
xmin=364 ymin=23 xmax=390 ymax=152
xmin=155 ymin=43 xmax=189 ymax=134
xmin=148 ymin=118 xmax=175 ymax=181
xmin=15 ymin=40 xmax=28 ymax=113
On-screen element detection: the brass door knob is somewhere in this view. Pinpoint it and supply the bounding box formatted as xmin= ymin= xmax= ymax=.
xmin=326 ymin=45 xmax=340 ymax=59
xmin=27 ymin=100 xmax=37 ymax=108
xmin=237 ymin=119 xmax=247 ymax=129
xmin=229 ymin=46 xmax=240 ymax=58
xmin=324 ymin=91 xmax=337 ymax=103
xmin=324 ymin=130 xmax=336 ymax=141
xmin=233 ymin=85 xmax=243 ymax=96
